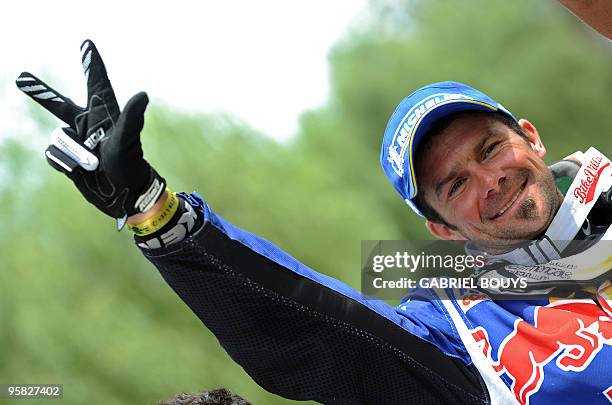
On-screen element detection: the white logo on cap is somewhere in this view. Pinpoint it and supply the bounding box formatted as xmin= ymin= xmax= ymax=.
xmin=387 ymin=93 xmax=471 ymax=178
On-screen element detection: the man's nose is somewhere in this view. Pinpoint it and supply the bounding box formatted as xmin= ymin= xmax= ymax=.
xmin=473 ymin=165 xmax=504 ymax=199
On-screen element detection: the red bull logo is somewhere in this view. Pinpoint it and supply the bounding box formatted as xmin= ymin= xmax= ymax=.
xmin=471 ymin=301 xmax=612 ymax=405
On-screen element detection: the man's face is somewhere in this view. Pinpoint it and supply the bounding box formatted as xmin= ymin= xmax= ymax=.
xmin=418 ymin=113 xmax=562 ymax=242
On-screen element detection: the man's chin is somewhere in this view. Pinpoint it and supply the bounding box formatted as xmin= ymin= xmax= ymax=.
xmin=472 ymin=216 xmax=551 ymax=250
xmin=470 ymin=221 xmax=552 ymax=254
xmin=502 ymin=196 xmax=555 ymax=238
xmin=498 ymin=217 xmax=550 ymax=241
xmin=469 ymin=176 xmax=562 ymax=246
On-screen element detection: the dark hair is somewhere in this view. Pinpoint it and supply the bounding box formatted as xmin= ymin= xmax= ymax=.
xmin=158 ymin=388 xmax=251 ymax=405
xmin=412 ymin=110 xmax=528 ymax=226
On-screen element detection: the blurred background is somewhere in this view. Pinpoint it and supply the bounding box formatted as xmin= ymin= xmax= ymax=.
xmin=1 ymin=0 xmax=610 ymax=403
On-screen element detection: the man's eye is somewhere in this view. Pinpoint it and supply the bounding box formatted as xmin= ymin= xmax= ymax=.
xmin=483 ymin=142 xmax=499 ymax=159
xmin=449 ymin=178 xmax=465 ymax=196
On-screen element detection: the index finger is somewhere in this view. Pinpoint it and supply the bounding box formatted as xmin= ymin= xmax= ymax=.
xmin=16 ymin=72 xmax=83 ymax=127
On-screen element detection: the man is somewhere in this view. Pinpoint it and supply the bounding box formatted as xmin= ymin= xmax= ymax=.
xmin=379 ymin=81 xmax=611 ymax=404
xmin=16 ymin=1 xmax=611 ymax=404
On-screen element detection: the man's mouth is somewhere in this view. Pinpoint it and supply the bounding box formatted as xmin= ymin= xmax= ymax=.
xmin=491 ymin=179 xmax=528 ymax=220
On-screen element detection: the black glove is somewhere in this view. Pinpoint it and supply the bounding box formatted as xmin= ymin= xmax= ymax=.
xmin=16 ymin=39 xmax=165 ymax=229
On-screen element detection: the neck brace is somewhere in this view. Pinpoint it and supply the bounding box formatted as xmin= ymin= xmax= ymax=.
xmin=469 ymin=147 xmax=612 ymax=297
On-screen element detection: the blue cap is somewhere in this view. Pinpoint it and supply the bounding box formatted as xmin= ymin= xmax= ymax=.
xmin=380 ymin=81 xmax=516 ymax=216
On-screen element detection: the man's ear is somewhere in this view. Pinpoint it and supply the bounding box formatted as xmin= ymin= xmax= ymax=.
xmin=425 ymin=220 xmax=467 ymax=241
xmin=518 ymin=118 xmax=546 ymax=158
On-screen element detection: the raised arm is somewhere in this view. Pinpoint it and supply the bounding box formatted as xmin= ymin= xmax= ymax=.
xmin=136 ymin=191 xmax=486 ymax=404
xmin=18 ymin=40 xmax=487 ymax=405
xmin=559 ymin=0 xmax=612 ymax=39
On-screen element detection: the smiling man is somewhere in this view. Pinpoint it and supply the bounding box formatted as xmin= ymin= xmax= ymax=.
xmin=419 ymin=113 xmax=559 ymax=241
xmin=383 ymin=83 xmax=564 ymax=243
xmin=379 ymin=80 xmax=612 ymax=404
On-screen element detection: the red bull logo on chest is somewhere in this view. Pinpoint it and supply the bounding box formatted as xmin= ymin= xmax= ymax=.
xmin=471 ymin=301 xmax=612 ymax=405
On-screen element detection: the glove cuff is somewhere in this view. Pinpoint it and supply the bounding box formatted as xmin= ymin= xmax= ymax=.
xmin=116 ymin=167 xmax=166 ymax=231
xmin=134 ymin=169 xmax=166 ymax=214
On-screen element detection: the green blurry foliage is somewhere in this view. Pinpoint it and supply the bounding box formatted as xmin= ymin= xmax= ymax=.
xmin=1 ymin=0 xmax=610 ymax=403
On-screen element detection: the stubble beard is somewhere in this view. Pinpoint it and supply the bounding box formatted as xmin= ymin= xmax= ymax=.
xmin=516 ymin=197 xmax=538 ymax=220
xmin=494 ymin=168 xmax=561 ymax=241
xmin=466 ymin=169 xmax=562 ymax=254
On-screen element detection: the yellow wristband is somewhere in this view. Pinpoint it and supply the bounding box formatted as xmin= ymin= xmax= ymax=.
xmin=128 ymin=190 xmax=179 ymax=236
